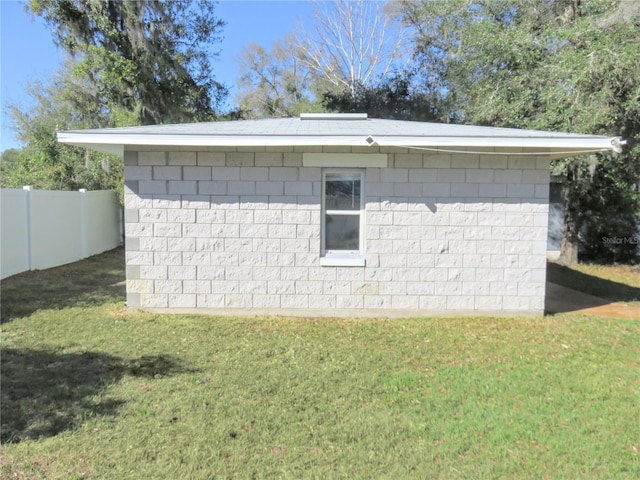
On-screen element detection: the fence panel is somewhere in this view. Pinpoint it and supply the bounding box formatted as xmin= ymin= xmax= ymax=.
xmin=30 ymin=190 xmax=84 ymax=271
xmin=1 ymin=188 xmax=122 ymax=279
xmin=85 ymin=190 xmax=122 ymax=257
xmin=0 ymin=189 xmax=30 ymax=279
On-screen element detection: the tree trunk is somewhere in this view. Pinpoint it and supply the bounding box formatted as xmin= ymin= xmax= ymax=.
xmin=558 ymin=169 xmax=579 ymax=265
xmin=559 ymin=207 xmax=579 ymax=265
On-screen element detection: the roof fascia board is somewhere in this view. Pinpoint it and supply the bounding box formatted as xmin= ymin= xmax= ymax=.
xmin=375 ymin=137 xmax=616 ymax=151
xmin=58 ymin=132 xmax=371 ymax=147
xmin=57 ymin=132 xmax=619 ymax=155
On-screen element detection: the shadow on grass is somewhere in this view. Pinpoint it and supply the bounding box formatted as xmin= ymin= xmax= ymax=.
xmin=0 ymin=248 xmax=126 ymax=323
xmin=1 ymin=347 xmax=190 ymax=444
xmin=546 ymin=262 xmax=640 ymax=313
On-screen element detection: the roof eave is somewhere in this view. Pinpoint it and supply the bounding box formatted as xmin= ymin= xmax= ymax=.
xmin=56 ymin=131 xmax=621 ymax=159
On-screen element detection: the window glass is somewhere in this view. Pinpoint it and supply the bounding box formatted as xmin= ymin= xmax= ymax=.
xmin=325 ymin=175 xmax=361 ymax=211
xmin=325 ymin=214 xmax=360 ymax=250
xmin=322 ymin=170 xmax=363 ymax=255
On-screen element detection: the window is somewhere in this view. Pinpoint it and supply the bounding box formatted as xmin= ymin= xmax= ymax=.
xmin=321 ymin=170 xmax=365 ymax=266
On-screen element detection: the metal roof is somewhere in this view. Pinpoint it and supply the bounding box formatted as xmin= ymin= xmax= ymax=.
xmin=57 ymin=114 xmax=623 ymax=159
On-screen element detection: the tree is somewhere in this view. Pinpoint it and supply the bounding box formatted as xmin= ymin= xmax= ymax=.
xmin=321 ymin=73 xmax=441 ymax=121
xmin=236 ymin=34 xmax=318 ymax=118
xmin=399 ymin=0 xmax=640 ymax=263
xmin=236 ymin=0 xmax=411 ymax=118
xmin=299 ymin=0 xmax=409 ymax=99
xmin=28 ymin=0 xmax=227 ymax=125
xmin=0 ymin=149 xmax=24 ymax=187
xmin=3 ymin=69 xmax=123 ymax=197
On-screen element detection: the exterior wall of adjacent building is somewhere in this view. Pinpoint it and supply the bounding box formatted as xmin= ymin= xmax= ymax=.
xmin=123 ymin=146 xmax=550 ymax=315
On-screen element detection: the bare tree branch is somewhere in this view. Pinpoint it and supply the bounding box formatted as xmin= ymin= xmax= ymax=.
xmin=298 ymin=0 xmax=409 ymax=98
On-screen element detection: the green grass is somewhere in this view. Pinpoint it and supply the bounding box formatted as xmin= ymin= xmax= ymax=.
xmin=2 ymin=249 xmax=639 ymax=479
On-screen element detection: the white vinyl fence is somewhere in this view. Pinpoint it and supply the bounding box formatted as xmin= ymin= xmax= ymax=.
xmin=1 ymin=187 xmax=122 ymax=279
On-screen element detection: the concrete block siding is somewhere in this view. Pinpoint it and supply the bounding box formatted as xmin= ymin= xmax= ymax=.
xmin=123 ymin=147 xmax=550 ymax=315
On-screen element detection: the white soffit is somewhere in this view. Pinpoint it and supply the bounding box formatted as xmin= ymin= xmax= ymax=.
xmin=303 ymin=153 xmax=388 ymax=168
xmin=72 ymin=142 xmax=124 ymax=156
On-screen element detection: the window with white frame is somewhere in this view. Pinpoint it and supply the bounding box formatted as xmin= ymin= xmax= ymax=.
xmin=321 ymin=170 xmax=365 ymax=265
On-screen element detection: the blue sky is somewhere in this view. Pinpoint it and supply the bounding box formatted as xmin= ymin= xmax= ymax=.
xmin=0 ymin=0 xmax=314 ymax=152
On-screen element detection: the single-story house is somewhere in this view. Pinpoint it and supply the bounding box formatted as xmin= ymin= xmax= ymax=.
xmin=58 ymin=113 xmax=622 ymax=316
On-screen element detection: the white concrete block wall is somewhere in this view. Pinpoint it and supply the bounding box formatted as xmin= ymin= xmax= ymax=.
xmin=123 ymin=147 xmax=550 ymax=315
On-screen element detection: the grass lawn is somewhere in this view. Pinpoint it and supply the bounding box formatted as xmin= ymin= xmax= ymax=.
xmin=1 ymin=248 xmax=639 ymax=479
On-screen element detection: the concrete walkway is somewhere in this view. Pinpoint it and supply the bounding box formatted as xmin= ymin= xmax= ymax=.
xmin=545 ymin=282 xmax=640 ymax=319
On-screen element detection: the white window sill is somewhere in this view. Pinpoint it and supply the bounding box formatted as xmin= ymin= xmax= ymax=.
xmin=320 ymin=256 xmax=366 ymax=267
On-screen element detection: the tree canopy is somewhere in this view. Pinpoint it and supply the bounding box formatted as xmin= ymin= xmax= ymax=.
xmin=3 ymin=67 xmax=123 ymax=196
xmin=235 ymin=0 xmax=412 ymax=118
xmin=299 ymin=0 xmax=408 ymax=98
xmin=235 ymin=33 xmax=318 ymax=118
xmin=29 ymin=0 xmax=227 ymax=125
xmin=321 ymin=73 xmax=440 ymax=122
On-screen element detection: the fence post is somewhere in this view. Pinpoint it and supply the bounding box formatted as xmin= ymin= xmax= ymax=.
xmin=79 ymin=188 xmax=88 ymax=259
xmin=22 ymin=186 xmax=33 ymax=271
xmin=119 ymin=205 xmax=125 ymax=246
